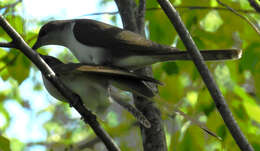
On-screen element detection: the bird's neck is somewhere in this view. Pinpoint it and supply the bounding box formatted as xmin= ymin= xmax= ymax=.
xmin=59 ymin=22 xmax=76 ymax=48
xmin=54 ymin=22 xmax=110 ymax=65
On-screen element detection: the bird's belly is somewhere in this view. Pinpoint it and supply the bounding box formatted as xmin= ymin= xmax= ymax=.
xmin=67 ymin=39 xmax=110 ymax=65
xmin=42 ymin=75 xmax=111 ymax=116
xmin=113 ymin=55 xmax=156 ymax=69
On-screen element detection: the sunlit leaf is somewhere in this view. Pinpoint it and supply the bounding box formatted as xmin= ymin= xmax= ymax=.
xmin=0 ymin=135 xmax=11 ymax=151
xmin=234 ymin=85 xmax=260 ymax=123
xmin=6 ymin=15 xmax=24 ymax=35
xmin=200 ymin=10 xmax=223 ymax=33
xmin=6 ymin=51 xmax=30 ymax=85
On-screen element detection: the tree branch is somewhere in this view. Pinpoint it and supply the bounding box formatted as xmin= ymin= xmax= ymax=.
xmin=73 ymin=122 xmax=137 ymax=151
xmin=156 ymin=1 xmax=254 ymax=151
xmin=136 ymin=0 xmax=146 ymax=35
xmin=0 ymin=15 xmax=120 ymax=151
xmin=114 ymin=0 xmax=138 ymax=32
xmin=83 ymin=6 xmax=258 ymax=17
xmin=216 ymin=0 xmax=260 ymax=36
xmin=114 ymin=1 xmax=167 ymax=151
xmin=0 ymin=42 xmax=16 ymax=48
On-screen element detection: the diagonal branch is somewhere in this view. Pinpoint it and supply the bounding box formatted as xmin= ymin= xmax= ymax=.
xmin=216 ymin=0 xmax=260 ymax=36
xmin=156 ymin=0 xmax=254 ymax=151
xmin=0 ymin=15 xmax=120 ymax=151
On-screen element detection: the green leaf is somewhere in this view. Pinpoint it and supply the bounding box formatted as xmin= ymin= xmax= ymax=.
xmin=6 ymin=15 xmax=24 ymax=35
xmin=252 ymin=142 xmax=260 ymax=151
xmin=146 ymin=9 xmax=176 ymax=45
xmin=180 ymin=130 xmax=193 ymax=151
xmin=0 ymin=49 xmax=7 ymax=58
xmin=158 ymin=74 xmax=184 ymax=102
xmin=193 ymin=36 xmax=206 ymax=49
xmin=254 ymin=72 xmax=260 ymax=98
xmin=0 ymin=68 xmax=9 ymax=81
xmin=200 ymin=10 xmax=223 ymax=33
xmin=0 ymin=135 xmax=11 ymax=151
xmin=0 ymin=49 xmax=8 ymax=71
xmin=234 ymin=85 xmax=260 ymax=123
xmin=7 ymin=51 xmax=30 ymax=85
xmin=0 ymin=0 xmax=16 ymax=5
xmin=232 ymin=102 xmax=248 ymax=120
xmin=179 ymin=128 xmax=204 ymax=151
xmin=162 ymin=62 xmax=179 ymax=75
xmin=239 ymin=42 xmax=260 ymax=73
xmin=216 ymin=124 xmax=227 ymax=140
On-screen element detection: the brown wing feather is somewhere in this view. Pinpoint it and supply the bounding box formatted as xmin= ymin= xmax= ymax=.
xmin=73 ymin=19 xmax=179 ymax=55
xmin=76 ymin=65 xmax=163 ymax=85
xmin=51 ymin=61 xmax=162 ymax=85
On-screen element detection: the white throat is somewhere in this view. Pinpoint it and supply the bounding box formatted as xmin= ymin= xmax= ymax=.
xmin=62 ymin=22 xmax=109 ymax=65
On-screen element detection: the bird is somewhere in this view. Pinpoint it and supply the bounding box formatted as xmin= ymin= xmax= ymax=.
xmin=32 ymin=19 xmax=242 ymax=70
xmin=39 ymin=54 xmax=162 ymax=128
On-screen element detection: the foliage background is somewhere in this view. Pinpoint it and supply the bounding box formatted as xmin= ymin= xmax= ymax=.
xmin=0 ymin=0 xmax=260 ymax=150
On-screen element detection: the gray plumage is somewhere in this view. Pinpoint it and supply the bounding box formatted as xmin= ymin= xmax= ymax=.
xmin=40 ymin=55 xmax=161 ymax=116
xmin=33 ymin=19 xmax=242 ymax=70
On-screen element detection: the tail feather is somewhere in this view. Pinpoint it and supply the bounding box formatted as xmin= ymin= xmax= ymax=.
xmin=153 ymin=49 xmax=242 ymax=62
xmin=117 ymin=49 xmax=242 ymax=69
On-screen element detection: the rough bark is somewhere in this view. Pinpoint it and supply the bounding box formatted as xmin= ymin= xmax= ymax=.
xmin=114 ymin=0 xmax=167 ymax=151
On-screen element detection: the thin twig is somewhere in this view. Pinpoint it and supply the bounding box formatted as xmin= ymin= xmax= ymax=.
xmin=108 ymin=86 xmax=151 ymax=128
xmin=0 ymin=36 xmax=39 ymax=72
xmin=156 ymin=0 xmax=254 ymax=151
xmin=173 ymin=108 xmax=222 ymax=140
xmin=0 ymin=15 xmax=120 ymax=151
xmin=82 ymin=6 xmax=258 ymax=17
xmin=0 ymin=42 xmax=16 ymax=48
xmin=216 ymin=0 xmax=260 ymax=36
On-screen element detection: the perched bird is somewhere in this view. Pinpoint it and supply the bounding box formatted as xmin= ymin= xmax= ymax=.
xmin=33 ymin=19 xmax=242 ymax=70
xmin=40 ymin=55 xmax=162 ymax=127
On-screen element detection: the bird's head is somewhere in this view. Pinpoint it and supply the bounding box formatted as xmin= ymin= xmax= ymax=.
xmin=33 ymin=20 xmax=71 ymax=50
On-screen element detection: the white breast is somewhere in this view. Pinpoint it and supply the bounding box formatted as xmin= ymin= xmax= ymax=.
xmin=41 ymin=74 xmax=111 ymax=116
xmin=64 ymin=23 xmax=109 ymax=65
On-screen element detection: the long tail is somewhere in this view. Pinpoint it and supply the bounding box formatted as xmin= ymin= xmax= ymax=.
xmin=153 ymin=49 xmax=242 ymax=61
xmin=117 ymin=49 xmax=242 ymax=69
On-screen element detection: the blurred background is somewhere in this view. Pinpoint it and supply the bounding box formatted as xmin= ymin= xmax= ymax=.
xmin=0 ymin=0 xmax=260 ymax=150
